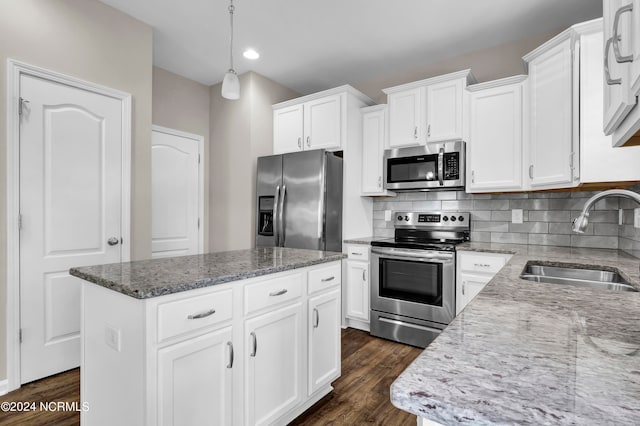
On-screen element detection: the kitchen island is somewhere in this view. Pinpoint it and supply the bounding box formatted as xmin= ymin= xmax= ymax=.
xmin=70 ymin=247 xmax=344 ymax=426
xmin=391 ymin=243 xmax=640 ymax=425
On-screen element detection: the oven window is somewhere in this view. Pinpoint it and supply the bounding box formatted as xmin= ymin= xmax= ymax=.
xmin=379 ymin=258 xmax=442 ymax=305
xmin=387 ymin=154 xmax=438 ymax=183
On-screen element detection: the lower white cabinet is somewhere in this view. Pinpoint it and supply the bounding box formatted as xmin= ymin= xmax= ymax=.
xmin=456 ymin=251 xmax=512 ymax=315
xmin=158 ymin=326 xmax=233 ymax=426
xmin=81 ymin=261 xmax=342 ymax=426
xmin=308 ymin=288 xmax=341 ymax=395
xmin=343 ymin=245 xmax=370 ymax=330
xmin=245 ymin=303 xmax=304 ymax=426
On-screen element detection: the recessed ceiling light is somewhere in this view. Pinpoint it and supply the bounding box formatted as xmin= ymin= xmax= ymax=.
xmin=243 ymin=49 xmax=260 ymax=60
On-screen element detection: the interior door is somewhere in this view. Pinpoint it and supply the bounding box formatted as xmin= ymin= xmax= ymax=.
xmin=19 ymin=74 xmax=123 ymax=383
xmin=151 ymin=128 xmax=201 ymax=258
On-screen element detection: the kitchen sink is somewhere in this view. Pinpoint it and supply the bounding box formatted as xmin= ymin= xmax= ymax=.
xmin=520 ymin=262 xmax=638 ymax=292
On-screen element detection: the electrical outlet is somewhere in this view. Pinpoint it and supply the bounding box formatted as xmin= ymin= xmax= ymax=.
xmin=512 ymin=209 xmax=523 ymax=224
xmin=105 ymin=325 xmax=121 ymax=352
xmin=384 ymin=210 xmax=392 ymax=221
xmin=635 ymin=208 xmax=640 ymax=228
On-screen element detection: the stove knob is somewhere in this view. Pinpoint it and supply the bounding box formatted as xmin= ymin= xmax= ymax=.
xmin=458 ymin=215 xmax=464 ymax=222
xmin=442 ymin=216 xmax=449 ymax=222
xmin=404 ymin=216 xmax=409 ymax=221
xmin=450 ymin=216 xmax=457 ymax=222
xmin=397 ymin=215 xmax=403 ymax=221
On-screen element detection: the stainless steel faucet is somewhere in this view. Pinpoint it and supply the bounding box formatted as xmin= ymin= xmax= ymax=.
xmin=572 ymin=189 xmax=640 ymax=233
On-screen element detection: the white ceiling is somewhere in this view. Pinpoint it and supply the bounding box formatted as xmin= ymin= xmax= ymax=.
xmin=99 ymin=0 xmax=602 ymax=95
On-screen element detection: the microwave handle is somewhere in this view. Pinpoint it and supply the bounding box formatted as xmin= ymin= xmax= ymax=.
xmin=438 ymin=147 xmax=444 ymax=186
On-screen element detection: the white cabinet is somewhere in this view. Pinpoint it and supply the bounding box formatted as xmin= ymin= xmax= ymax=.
xmin=245 ymin=302 xmax=304 ymax=426
xmin=308 ymin=288 xmax=341 ymax=396
xmin=157 ymin=326 xmax=233 ymax=426
xmin=456 ymin=251 xmax=512 ymax=315
xmin=361 ymin=105 xmax=395 ymax=196
xmin=273 ymin=95 xmax=341 ymax=154
xmin=467 ymin=76 xmax=527 ymax=192
xmin=343 ymin=245 xmax=370 ymax=330
xmin=384 ymin=70 xmax=475 ymax=148
xmin=525 ymin=36 xmax=577 ymax=189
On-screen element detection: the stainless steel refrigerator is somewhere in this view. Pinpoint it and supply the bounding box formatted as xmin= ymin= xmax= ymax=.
xmin=256 ymin=150 xmax=343 ymax=252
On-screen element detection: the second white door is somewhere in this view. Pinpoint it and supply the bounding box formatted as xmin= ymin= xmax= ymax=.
xmin=151 ymin=127 xmax=203 ymax=258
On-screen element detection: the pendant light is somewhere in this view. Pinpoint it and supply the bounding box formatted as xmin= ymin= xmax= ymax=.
xmin=221 ymin=0 xmax=240 ymax=100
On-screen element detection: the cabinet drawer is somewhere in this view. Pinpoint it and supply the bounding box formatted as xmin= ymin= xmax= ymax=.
xmin=244 ymin=272 xmax=303 ymax=315
xmin=157 ymin=289 xmax=233 ymax=342
xmin=459 ymin=252 xmax=508 ymax=274
xmin=346 ymin=245 xmax=370 ymax=262
xmin=308 ymin=262 xmax=341 ymax=294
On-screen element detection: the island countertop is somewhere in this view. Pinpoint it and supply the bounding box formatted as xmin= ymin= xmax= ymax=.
xmin=70 ymin=247 xmax=345 ymax=299
xmin=391 ymin=243 xmax=640 ymax=425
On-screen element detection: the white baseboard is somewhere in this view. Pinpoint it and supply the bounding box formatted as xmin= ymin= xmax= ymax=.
xmin=0 ymin=379 xmax=9 ymax=396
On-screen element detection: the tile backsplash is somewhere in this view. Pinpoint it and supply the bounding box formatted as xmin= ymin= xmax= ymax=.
xmin=373 ymin=190 xmax=623 ymax=249
xmin=618 ymin=183 xmax=640 ymax=256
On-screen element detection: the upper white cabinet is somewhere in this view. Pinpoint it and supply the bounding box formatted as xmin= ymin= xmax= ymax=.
xmin=360 ymin=105 xmax=395 ymax=196
xmin=383 ymin=70 xmax=476 ymax=148
xmin=524 ymin=35 xmax=577 ymax=190
xmin=273 ymin=86 xmax=372 ymax=154
xmin=603 ymin=0 xmax=640 ymax=147
xmin=467 ymin=76 xmax=527 ymax=193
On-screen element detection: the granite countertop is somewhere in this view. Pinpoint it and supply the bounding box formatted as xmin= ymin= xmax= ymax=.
xmin=391 ymin=242 xmax=640 ymax=425
xmin=70 ymin=247 xmax=345 ymax=299
xmin=343 ymin=236 xmax=377 ymax=245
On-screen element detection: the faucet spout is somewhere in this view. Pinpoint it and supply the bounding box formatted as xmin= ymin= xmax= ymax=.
xmin=572 ymin=189 xmax=640 ymax=233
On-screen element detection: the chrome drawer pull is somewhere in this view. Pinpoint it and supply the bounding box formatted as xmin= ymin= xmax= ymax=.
xmin=474 ymin=263 xmax=491 ymax=268
xmin=269 ymin=289 xmax=288 ymax=297
xmin=187 ymin=308 xmax=216 ymax=320
xmin=321 ymin=276 xmax=335 ymax=282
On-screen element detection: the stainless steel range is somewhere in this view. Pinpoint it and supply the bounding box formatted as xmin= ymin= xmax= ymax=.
xmin=370 ymin=211 xmax=470 ymax=348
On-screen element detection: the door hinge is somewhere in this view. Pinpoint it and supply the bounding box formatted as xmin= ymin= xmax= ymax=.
xmin=19 ymin=329 xmax=22 ymax=344
xmin=18 ymin=97 xmax=29 ymax=115
xmin=18 ymin=214 xmax=23 ymax=230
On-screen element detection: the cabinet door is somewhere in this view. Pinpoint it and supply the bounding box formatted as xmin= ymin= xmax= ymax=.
xmin=303 ymin=94 xmax=342 ymax=151
xmin=308 ymin=288 xmax=341 ymax=396
xmin=468 ymin=82 xmax=524 ymax=192
xmin=426 ymin=79 xmax=464 ymax=142
xmin=245 ymin=303 xmax=303 ymax=426
xmin=157 ymin=326 xmax=233 ymax=426
xmin=274 ymin=104 xmax=304 ymax=154
xmin=603 ymin=0 xmax=636 ymax=135
xmin=345 ymin=261 xmax=369 ymax=321
xmin=528 ymin=38 xmax=574 ymax=189
xmin=361 ymin=108 xmax=386 ymax=194
xmin=388 ymin=88 xmax=423 ymax=148
xmin=456 ymin=273 xmax=490 ymax=315
xmin=630 ymin=0 xmax=640 ymax=95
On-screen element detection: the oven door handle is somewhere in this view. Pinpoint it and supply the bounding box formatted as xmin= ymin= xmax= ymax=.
xmin=372 ymin=248 xmax=453 ymax=262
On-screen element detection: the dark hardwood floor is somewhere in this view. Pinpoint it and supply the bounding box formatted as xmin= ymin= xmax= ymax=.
xmin=0 ymin=328 xmax=421 ymax=426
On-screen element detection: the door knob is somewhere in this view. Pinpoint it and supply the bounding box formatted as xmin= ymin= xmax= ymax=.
xmin=107 ymin=237 xmax=119 ymax=246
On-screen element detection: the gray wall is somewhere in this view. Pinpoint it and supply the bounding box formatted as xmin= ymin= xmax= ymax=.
xmin=0 ymin=0 xmax=153 ymax=382
xmin=152 ymin=66 xmax=211 ymax=251
xmin=373 ymin=191 xmax=620 ymax=249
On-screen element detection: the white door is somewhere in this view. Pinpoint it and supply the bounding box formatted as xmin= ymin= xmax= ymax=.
xmin=308 ymin=289 xmax=341 ymax=396
xmin=151 ymin=128 xmax=201 ymax=258
xmin=158 ymin=327 xmax=233 ymax=426
xmin=273 ymin=104 xmax=304 ymax=154
xmin=304 ymin=94 xmax=342 ymax=151
xmin=19 ymin=74 xmax=124 ymax=383
xmin=388 ymin=88 xmax=423 ymax=148
xmin=425 ymin=78 xmax=464 ymax=142
xmin=345 ymin=261 xmax=369 ymax=321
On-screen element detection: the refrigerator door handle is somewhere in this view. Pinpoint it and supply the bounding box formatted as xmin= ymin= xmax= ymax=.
xmin=279 ymin=185 xmax=286 ymax=246
xmin=273 ymin=185 xmax=280 ymax=246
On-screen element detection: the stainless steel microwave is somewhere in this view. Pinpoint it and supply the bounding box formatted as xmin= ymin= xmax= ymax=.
xmin=383 ymin=140 xmax=465 ymax=191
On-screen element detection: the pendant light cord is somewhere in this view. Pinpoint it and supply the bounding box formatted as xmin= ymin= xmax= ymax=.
xmin=228 ymin=0 xmax=235 ymax=72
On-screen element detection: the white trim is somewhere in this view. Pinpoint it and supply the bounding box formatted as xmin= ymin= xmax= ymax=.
xmin=0 ymin=379 xmax=7 ymax=396
xmin=6 ymin=59 xmax=132 ymax=392
xmin=382 ymin=69 xmax=476 ymax=95
xmin=272 ymin=84 xmax=374 ymax=110
xmin=151 ymin=125 xmax=205 ymax=255
xmin=467 ymin=75 xmax=528 ymax=92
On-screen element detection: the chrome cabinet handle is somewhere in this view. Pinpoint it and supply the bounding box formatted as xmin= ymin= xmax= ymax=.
xmin=427 ymin=124 xmax=431 ymax=138
xmin=605 ymin=37 xmax=622 ymax=85
xmin=269 ymin=289 xmax=288 ymax=296
xmin=297 ymin=137 xmax=302 ymax=149
xmin=273 ymin=185 xmax=280 ymax=246
xmin=226 ymin=342 xmax=234 ymax=368
xmin=313 ymin=308 xmax=319 ymax=328
xmin=613 ymin=3 xmax=634 ymax=63
xmin=529 ymin=164 xmax=534 ymax=179
xmin=321 ymin=276 xmax=335 ymax=282
xmin=107 ymin=237 xmax=119 ymax=246
xmin=413 ymin=126 xmax=418 ymax=139
xmin=362 ymin=270 xmax=366 ymax=281
xmin=187 ymin=308 xmax=216 ymax=320
xmin=250 ymin=332 xmax=257 ymax=357
xmin=462 ymin=281 xmax=466 ymax=295
xmin=471 ymin=170 xmax=475 ymax=184
xmin=306 ymin=136 xmax=311 ymax=147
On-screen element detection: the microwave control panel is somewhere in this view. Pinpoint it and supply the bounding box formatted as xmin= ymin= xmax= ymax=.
xmin=443 ymin=152 xmax=459 ymax=180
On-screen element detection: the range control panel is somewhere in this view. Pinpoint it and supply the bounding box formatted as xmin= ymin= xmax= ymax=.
xmin=393 ymin=211 xmax=470 ymax=228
